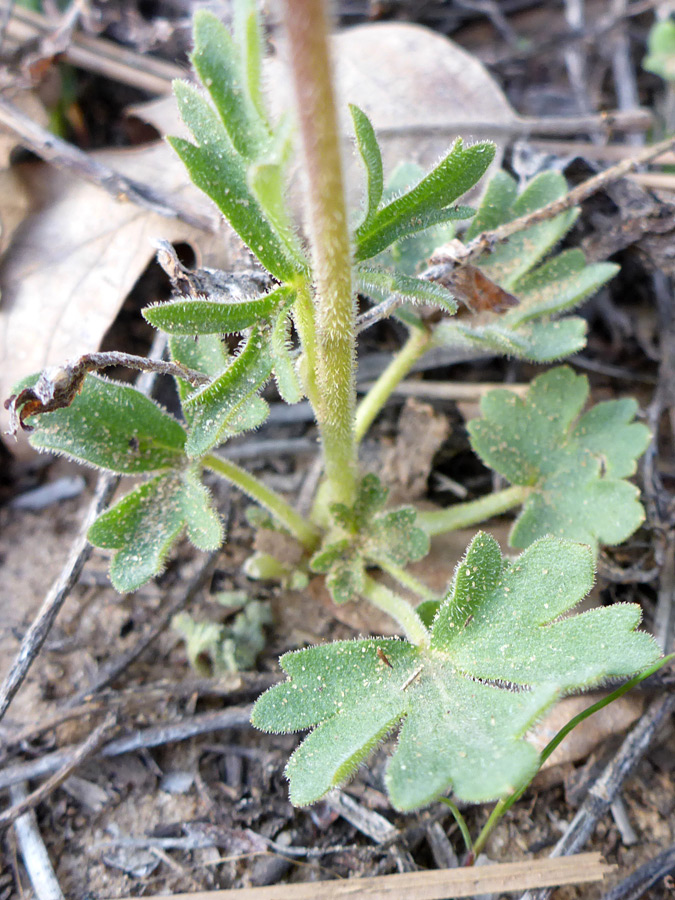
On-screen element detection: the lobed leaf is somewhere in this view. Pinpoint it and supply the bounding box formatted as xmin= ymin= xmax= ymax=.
xmin=467 ymin=367 xmax=651 ymax=549
xmin=183 ymin=325 xmax=273 ymax=458
xmin=434 ymin=316 xmax=588 ymax=362
xmin=270 ymin=293 xmax=304 ymax=404
xmin=26 ymin=374 xmax=186 ymax=474
xmin=144 ymin=284 xmax=290 ymax=336
xmin=253 ymin=533 xmax=659 ymax=810
xmin=88 ymin=468 xmax=222 ymax=592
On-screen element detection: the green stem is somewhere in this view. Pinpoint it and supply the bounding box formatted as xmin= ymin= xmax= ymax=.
xmin=361 ymin=576 xmax=429 ymax=646
xmin=282 ymin=0 xmax=357 ymax=508
xmin=470 ymin=655 xmax=672 ymax=861
xmin=471 ymin=798 xmax=508 ymax=861
xmin=204 ymin=453 xmax=321 ymax=551
xmin=439 ymin=797 xmax=473 ymax=857
xmin=375 ymin=558 xmax=437 ymax=602
xmin=418 ymin=485 xmax=531 ymax=537
xmin=355 ymin=326 xmax=431 ymax=444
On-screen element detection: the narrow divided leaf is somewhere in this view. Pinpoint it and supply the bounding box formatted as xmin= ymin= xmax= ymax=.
xmin=253 ymin=533 xmax=659 ymax=810
xmin=144 ymin=284 xmax=290 ymax=336
xmin=88 ymin=468 xmax=222 ymax=592
xmin=354 ymin=139 xmax=494 ymax=261
xmin=183 ymin=325 xmax=273 ymax=457
xmin=270 ymin=298 xmax=303 ymax=404
xmin=170 ymin=81 xmax=299 ymax=281
xmin=26 ymin=374 xmax=186 ymax=474
xmin=191 ymin=9 xmax=269 ymax=159
xmin=356 ymin=265 xmax=457 ymax=314
xmin=468 ymin=366 xmax=651 ymax=549
xmin=350 ymin=104 xmax=383 ymax=230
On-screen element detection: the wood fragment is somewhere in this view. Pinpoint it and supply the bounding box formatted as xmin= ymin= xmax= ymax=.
xmin=10 ymin=782 xmax=65 ymax=900
xmin=109 ymin=853 xmax=612 ymax=900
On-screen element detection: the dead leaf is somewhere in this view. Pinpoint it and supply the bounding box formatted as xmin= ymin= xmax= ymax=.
xmin=381 ymin=398 xmax=449 ymax=503
xmin=0 ymin=141 xmax=243 ymax=445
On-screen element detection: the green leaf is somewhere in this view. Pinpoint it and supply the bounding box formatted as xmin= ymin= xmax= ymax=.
xmin=191 ymin=10 xmax=269 ymax=159
xmin=233 ymin=0 xmax=268 ymax=125
xmin=144 ymin=284 xmax=290 ymax=335
xmin=350 ymin=104 xmax=383 ymax=230
xmin=354 ymin=139 xmax=494 ymax=261
xmin=88 ymin=468 xmax=222 ymax=592
xmin=643 ymin=19 xmax=675 ymax=81
xmin=170 ymin=82 xmax=299 ymax=281
xmin=183 ymin=325 xmax=273 ymax=458
xmin=27 ymin=374 xmax=186 ymax=474
xmin=169 ymin=334 xmax=230 ymax=417
xmin=356 ymin=265 xmax=457 ymax=314
xmin=467 ymin=367 xmax=651 ymax=550
xmin=434 ymin=316 xmax=588 ymax=363
xmin=173 ymin=598 xmax=271 ymax=674
xmin=270 ymin=298 xmax=303 ymax=404
xmin=253 ymin=533 xmax=659 ymax=809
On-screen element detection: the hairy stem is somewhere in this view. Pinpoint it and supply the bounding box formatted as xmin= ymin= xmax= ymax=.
xmin=361 ymin=576 xmax=429 ymax=646
xmin=418 ymin=485 xmax=530 ymax=537
xmin=375 ymin=558 xmax=437 ymax=602
xmin=355 ymin=327 xmax=431 ymax=443
xmin=204 ymin=453 xmax=321 ymax=551
xmin=281 ymin=0 xmax=357 ymax=507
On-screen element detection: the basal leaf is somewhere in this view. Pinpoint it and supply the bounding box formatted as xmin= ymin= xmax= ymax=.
xmin=183 ymin=325 xmax=273 ymax=458
xmin=170 ymin=82 xmax=299 ymax=281
xmin=88 ymin=468 xmax=222 ymax=592
xmin=354 ymin=139 xmax=494 ymax=261
xmin=433 ymin=316 xmax=588 ymax=363
xmin=467 ymin=367 xmax=651 ymax=549
xmin=191 ymin=10 xmax=269 ymax=159
xmin=350 ymin=104 xmax=383 ymax=230
xmin=144 ymin=284 xmax=290 ymax=335
xmin=169 ymin=334 xmax=230 ymax=418
xmin=253 ymin=533 xmax=659 ymax=810
xmin=26 ymin=374 xmax=186 ymax=474
xmin=643 ymin=19 xmax=675 ymax=81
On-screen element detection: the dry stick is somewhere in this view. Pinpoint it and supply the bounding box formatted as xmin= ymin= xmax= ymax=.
xmin=65 ymin=550 xmax=221 ymax=707
xmin=10 ymin=782 xmax=65 ymax=900
xmin=0 ymin=332 xmax=169 ymax=724
xmin=0 ymin=706 xmax=253 ymax=791
xmin=357 ymin=133 xmax=675 ymax=333
xmin=600 ymin=841 xmax=675 ymax=900
xmin=0 ymin=715 xmax=116 ymax=830
xmin=110 ymin=854 xmax=612 ymax=900
xmin=518 ymin=692 xmax=675 ymax=900
xmin=0 ymin=472 xmax=119 ymax=724
xmin=0 ymin=95 xmax=216 ymax=232
xmin=5 ymin=5 xmax=183 ymax=94
xmin=326 ymin=791 xmax=415 ymax=873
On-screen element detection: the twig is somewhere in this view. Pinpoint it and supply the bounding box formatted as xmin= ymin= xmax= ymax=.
xmin=0 ymin=472 xmax=119 ymax=724
xmin=600 ymin=842 xmax=675 ymax=900
xmin=10 ymin=782 xmax=65 ymax=900
xmin=0 ymin=715 xmax=116 ymax=830
xmin=518 ymin=693 xmax=675 ymax=900
xmin=326 ymin=791 xmax=415 ymax=873
xmin=609 ymin=0 xmax=643 ymax=148
xmin=65 ymin=550 xmax=221 ymax=706
xmin=0 ymin=707 xmax=253 ymax=790
xmin=356 ymin=134 xmax=675 ymax=333
xmin=0 ymin=332 xmax=168 ymax=724
xmin=0 ymin=95 xmax=216 ymax=232
xmin=4 ymin=5 xmax=183 ymax=94
xmin=110 ymin=854 xmax=612 ymax=900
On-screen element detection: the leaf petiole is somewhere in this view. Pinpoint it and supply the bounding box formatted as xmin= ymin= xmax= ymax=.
xmin=361 ymin=575 xmax=430 ymax=646
xmin=203 ymin=453 xmax=321 ymax=551
xmin=418 ymin=485 xmax=531 ymax=536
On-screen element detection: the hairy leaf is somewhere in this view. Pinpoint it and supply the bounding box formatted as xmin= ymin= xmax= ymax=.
xmin=26 ymin=374 xmax=186 ymax=474
xmin=354 ymin=139 xmax=494 ymax=261
xmin=468 ymin=367 xmax=651 ymax=549
xmin=183 ymin=325 xmax=273 ymax=458
xmin=144 ymin=284 xmax=290 ymax=336
xmin=170 ymin=82 xmax=299 ymax=281
xmin=350 ymin=104 xmax=383 ymax=230
xmin=434 ymin=316 xmax=588 ymax=362
xmin=356 ymin=265 xmax=457 ymax=314
xmin=253 ymin=533 xmax=659 ymax=809
xmin=88 ymin=468 xmax=222 ymax=592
